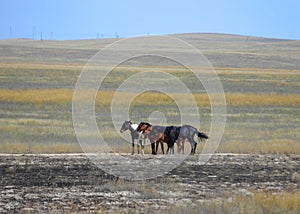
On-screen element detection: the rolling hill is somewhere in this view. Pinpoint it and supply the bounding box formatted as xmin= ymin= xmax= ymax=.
xmin=0 ymin=33 xmax=299 ymax=69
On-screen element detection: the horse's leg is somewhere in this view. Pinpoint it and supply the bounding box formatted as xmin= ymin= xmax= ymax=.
xmin=155 ymin=141 xmax=159 ymax=154
xmin=131 ymin=137 xmax=135 ymax=155
xmin=161 ymin=142 xmax=165 ymax=154
xmin=140 ymin=139 xmax=145 ymax=155
xmin=169 ymin=145 xmax=173 ymax=154
xmin=176 ymin=141 xmax=181 ymax=154
xmin=166 ymin=145 xmax=170 ymax=154
xmin=141 ymin=143 xmax=145 ymax=155
xmin=151 ymin=140 xmax=156 ymax=155
xmin=187 ymin=136 xmax=197 ymax=155
xmin=137 ymin=141 xmax=140 ymax=154
xmin=193 ymin=143 xmax=198 ymax=154
xmin=190 ymin=143 xmax=195 ymax=154
xmin=167 ymin=143 xmax=174 ymax=155
xmin=180 ymin=139 xmax=185 ymax=154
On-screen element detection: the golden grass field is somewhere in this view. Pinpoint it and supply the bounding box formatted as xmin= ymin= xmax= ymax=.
xmin=2 ymin=140 xmax=300 ymax=154
xmin=0 ymin=79 xmax=299 ymax=154
xmin=0 ymin=35 xmax=299 ymax=155
xmin=1 ymin=86 xmax=299 ymax=154
xmin=1 ymin=89 xmax=300 ymax=106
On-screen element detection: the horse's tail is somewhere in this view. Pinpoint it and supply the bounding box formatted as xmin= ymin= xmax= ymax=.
xmin=197 ymin=131 xmax=208 ymax=141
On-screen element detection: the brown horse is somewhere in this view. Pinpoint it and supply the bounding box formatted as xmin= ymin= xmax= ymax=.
xmin=137 ymin=124 xmax=178 ymax=155
xmin=135 ymin=122 xmax=164 ymax=155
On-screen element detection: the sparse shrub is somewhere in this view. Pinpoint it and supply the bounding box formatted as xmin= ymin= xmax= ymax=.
xmin=291 ymin=172 xmax=300 ymax=183
xmin=6 ymin=166 xmax=16 ymax=173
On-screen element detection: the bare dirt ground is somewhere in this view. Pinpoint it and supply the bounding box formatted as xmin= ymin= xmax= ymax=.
xmin=0 ymin=153 xmax=299 ymax=213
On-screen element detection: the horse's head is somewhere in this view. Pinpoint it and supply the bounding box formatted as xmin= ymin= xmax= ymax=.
xmin=120 ymin=120 xmax=132 ymax=133
xmin=137 ymin=122 xmax=152 ymax=133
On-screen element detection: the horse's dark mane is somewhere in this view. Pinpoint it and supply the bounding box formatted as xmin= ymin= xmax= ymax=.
xmin=140 ymin=122 xmax=151 ymax=127
xmin=136 ymin=122 xmax=152 ymax=132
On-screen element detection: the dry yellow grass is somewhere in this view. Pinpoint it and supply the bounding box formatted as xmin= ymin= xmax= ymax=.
xmin=0 ymin=143 xmax=161 ymax=154
xmin=0 ymin=89 xmax=300 ymax=107
xmin=230 ymin=191 xmax=300 ymax=213
xmin=225 ymin=93 xmax=300 ymax=107
xmin=215 ymin=67 xmax=300 ymax=74
xmin=0 ymin=89 xmax=73 ymax=104
xmin=0 ymin=142 xmax=82 ymax=154
xmin=0 ymin=62 xmax=82 ymax=71
xmin=1 ymin=140 xmax=299 ymax=154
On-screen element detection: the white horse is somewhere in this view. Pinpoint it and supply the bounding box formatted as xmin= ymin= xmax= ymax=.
xmin=120 ymin=120 xmax=146 ymax=155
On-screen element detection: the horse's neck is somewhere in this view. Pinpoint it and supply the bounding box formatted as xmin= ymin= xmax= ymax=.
xmin=129 ymin=124 xmax=138 ymax=132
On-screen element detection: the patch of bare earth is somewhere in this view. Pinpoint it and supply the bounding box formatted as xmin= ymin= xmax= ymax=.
xmin=0 ymin=154 xmax=299 ymax=213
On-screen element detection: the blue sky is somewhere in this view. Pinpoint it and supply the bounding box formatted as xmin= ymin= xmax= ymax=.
xmin=1 ymin=0 xmax=300 ymax=40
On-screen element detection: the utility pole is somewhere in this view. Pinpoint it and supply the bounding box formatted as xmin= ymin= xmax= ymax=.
xmin=10 ymin=26 xmax=12 ymax=38
xmin=32 ymin=26 xmax=35 ymax=40
xmin=51 ymin=32 xmax=53 ymax=40
xmin=40 ymin=32 xmax=43 ymax=41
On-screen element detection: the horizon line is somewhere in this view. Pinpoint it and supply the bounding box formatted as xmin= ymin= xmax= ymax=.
xmin=0 ymin=32 xmax=299 ymax=42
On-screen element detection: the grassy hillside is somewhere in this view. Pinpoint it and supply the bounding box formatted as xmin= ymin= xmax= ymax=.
xmin=0 ymin=33 xmax=299 ymax=153
xmin=1 ymin=33 xmax=300 ymax=69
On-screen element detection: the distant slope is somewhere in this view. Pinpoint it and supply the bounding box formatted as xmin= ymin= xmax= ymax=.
xmin=175 ymin=33 xmax=300 ymax=69
xmin=0 ymin=33 xmax=299 ymax=69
